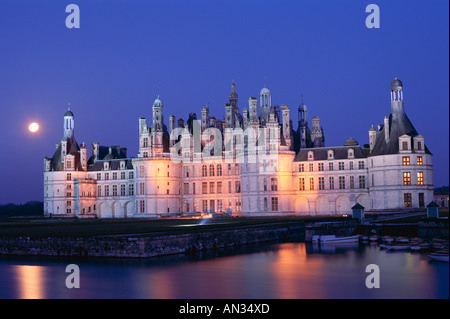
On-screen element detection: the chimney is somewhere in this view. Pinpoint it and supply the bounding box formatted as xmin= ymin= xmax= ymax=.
xmin=384 ymin=116 xmax=390 ymax=142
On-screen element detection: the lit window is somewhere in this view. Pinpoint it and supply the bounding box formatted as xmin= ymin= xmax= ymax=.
xmin=417 ymin=156 xmax=423 ymax=165
xmin=271 ymin=197 xmax=279 ymax=211
xmin=404 ymin=193 xmax=412 ymax=207
xmin=417 ymin=172 xmax=424 ymax=185
xmin=402 ymin=156 xmax=410 ymax=166
xmin=403 ymin=172 xmax=411 ymax=185
xmin=309 ymin=177 xmax=314 ymax=190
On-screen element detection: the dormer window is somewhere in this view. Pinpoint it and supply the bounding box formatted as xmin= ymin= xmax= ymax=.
xmin=348 ymin=148 xmax=354 ymax=158
xmin=104 ymin=162 xmax=109 ymax=170
xmin=308 ymin=151 xmax=314 ymax=161
xmin=328 ymin=150 xmax=334 ymax=159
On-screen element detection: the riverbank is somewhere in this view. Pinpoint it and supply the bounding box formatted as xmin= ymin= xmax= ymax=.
xmin=0 ymin=215 xmax=447 ymax=258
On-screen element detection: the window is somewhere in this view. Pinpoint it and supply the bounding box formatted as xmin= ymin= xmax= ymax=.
xmin=183 ymin=201 xmax=190 ymax=213
xmin=417 ymin=156 xmax=423 ymax=165
xmin=105 ymin=185 xmax=110 ymax=196
xmin=299 ymin=178 xmax=305 ymax=191
xmin=217 ymin=200 xmax=223 ymax=212
xmin=235 ymin=181 xmax=241 ymax=193
xmin=358 ymin=161 xmax=365 ymax=170
xmin=372 ymin=174 xmax=374 ymax=187
xmin=319 ymin=177 xmax=325 ymax=190
xmin=349 ymin=162 xmax=354 ymax=170
xmin=263 ymin=178 xmax=268 ymax=191
xmin=338 ymin=162 xmax=344 ymax=170
xmin=202 ymin=165 xmax=207 ymax=177
xmin=97 ymin=185 xmax=102 ymax=197
xmin=309 ymin=163 xmax=314 ymax=172
xmin=139 ymin=182 xmax=144 ymax=195
xmin=329 ymin=177 xmax=334 ymax=190
xmin=299 ymin=164 xmax=304 ymax=172
xmin=318 ymin=163 xmax=324 ymax=171
xmin=264 ymin=198 xmax=268 ymax=211
xmin=271 ymin=178 xmax=278 ymax=191
xmin=113 ymin=172 xmax=117 ymax=180
xmin=339 ymin=176 xmax=345 ymax=189
xmin=143 ymin=152 xmax=148 ymax=158
xmin=129 ymin=184 xmax=134 ymax=196
xmin=402 ymin=141 xmax=408 ymax=150
xmin=419 ymin=193 xmax=425 ymax=208
xmin=217 ymin=164 xmax=222 ymax=176
xmin=228 ymin=164 xmax=232 ymax=173
xmin=417 ymin=141 xmax=422 ymax=151
xmin=404 ymin=193 xmax=412 ymax=207
xmin=235 ymin=164 xmax=241 ymax=175
xmin=217 ymin=182 xmax=222 ymax=194
xmin=359 ymin=176 xmax=366 ymax=189
xmin=210 ymin=165 xmax=215 ymax=177
xmin=210 ymin=182 xmax=215 ymax=194
xmin=202 ymin=200 xmax=208 ymax=213
xmin=403 ymin=172 xmax=411 ymax=185
xmin=417 ymin=172 xmax=424 ymax=185
xmin=139 ymin=200 xmax=145 ymax=213
xmin=235 ymin=200 xmax=241 ymax=212
xmin=120 ymin=184 xmax=125 ymax=196
xmin=121 ymin=172 xmax=126 ymax=179
xmin=97 ymin=173 xmax=101 ymax=180
xmin=309 ymin=177 xmax=314 ymax=191
xmin=184 ymin=183 xmax=189 ymax=195
xmin=113 ymin=185 xmax=118 ymax=196
xmin=202 ymin=182 xmax=207 ymax=194
xmin=105 ymin=173 xmax=109 ymax=180
xmin=67 ymin=173 xmax=72 ymax=181
xmin=143 ymin=138 xmax=148 ymax=148
xmin=329 ymin=163 xmax=334 ymax=171
xmin=402 ymin=156 xmax=410 ymax=166
xmin=271 ymin=197 xmax=279 ymax=211
xmin=350 ymin=176 xmax=355 ymax=189
xmin=228 ymin=181 xmax=232 ymax=193
xmin=183 ymin=166 xmax=189 ymax=178
xmin=67 ymin=192 xmax=72 ymax=197
xmin=129 ymin=171 xmax=134 ymax=179
xmin=138 ymin=166 xmax=144 ymax=178
xmin=192 ymin=182 xmax=196 ymax=195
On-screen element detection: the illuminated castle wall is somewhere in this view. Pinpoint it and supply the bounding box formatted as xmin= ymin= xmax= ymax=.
xmin=43 ymin=78 xmax=434 ymax=217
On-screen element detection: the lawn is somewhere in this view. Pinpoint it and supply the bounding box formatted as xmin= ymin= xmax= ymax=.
xmin=0 ymin=216 xmax=343 ymax=238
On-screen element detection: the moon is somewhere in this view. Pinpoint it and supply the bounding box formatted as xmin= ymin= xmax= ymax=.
xmin=29 ymin=122 xmax=39 ymax=133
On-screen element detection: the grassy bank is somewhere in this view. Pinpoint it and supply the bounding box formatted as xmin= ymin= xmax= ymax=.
xmin=0 ymin=216 xmax=344 ymax=238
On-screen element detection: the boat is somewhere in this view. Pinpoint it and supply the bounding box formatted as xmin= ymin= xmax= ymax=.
xmin=428 ymin=253 xmax=449 ymax=262
xmin=369 ymin=236 xmax=379 ymax=242
xmin=410 ymin=243 xmax=431 ymax=252
xmin=386 ymin=244 xmax=411 ymax=251
xmin=381 ymin=236 xmax=394 ymax=243
xmin=313 ymin=235 xmax=360 ymax=244
xmin=395 ymin=237 xmax=409 ymax=243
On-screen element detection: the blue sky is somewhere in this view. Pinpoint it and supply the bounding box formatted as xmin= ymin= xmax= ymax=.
xmin=0 ymin=0 xmax=448 ymax=204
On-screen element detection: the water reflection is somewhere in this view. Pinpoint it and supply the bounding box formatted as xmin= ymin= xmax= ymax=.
xmin=14 ymin=265 xmax=45 ymax=299
xmin=0 ymin=241 xmax=448 ymax=299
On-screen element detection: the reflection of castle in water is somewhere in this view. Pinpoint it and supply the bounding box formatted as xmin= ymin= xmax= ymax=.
xmin=43 ymin=78 xmax=433 ymax=218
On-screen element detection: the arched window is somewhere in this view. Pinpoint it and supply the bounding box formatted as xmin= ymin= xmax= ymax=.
xmin=217 ymin=164 xmax=222 ymax=176
xmin=202 ymin=165 xmax=207 ymax=177
xmin=209 ymin=164 xmax=215 ymax=177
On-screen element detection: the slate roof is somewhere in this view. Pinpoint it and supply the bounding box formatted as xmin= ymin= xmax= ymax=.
xmin=294 ymin=145 xmax=369 ymax=162
xmin=370 ymin=106 xmax=431 ymax=156
xmin=50 ymin=136 xmax=82 ymax=171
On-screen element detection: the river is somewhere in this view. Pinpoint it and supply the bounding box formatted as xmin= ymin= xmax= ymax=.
xmin=0 ymin=241 xmax=448 ymax=299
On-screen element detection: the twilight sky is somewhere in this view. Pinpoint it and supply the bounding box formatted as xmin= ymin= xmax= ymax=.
xmin=0 ymin=0 xmax=448 ymax=204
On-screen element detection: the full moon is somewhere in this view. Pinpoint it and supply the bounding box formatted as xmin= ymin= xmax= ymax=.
xmin=29 ymin=122 xmax=39 ymax=133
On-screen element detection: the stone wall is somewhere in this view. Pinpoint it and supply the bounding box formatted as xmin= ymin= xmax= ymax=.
xmin=0 ymin=224 xmax=304 ymax=258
